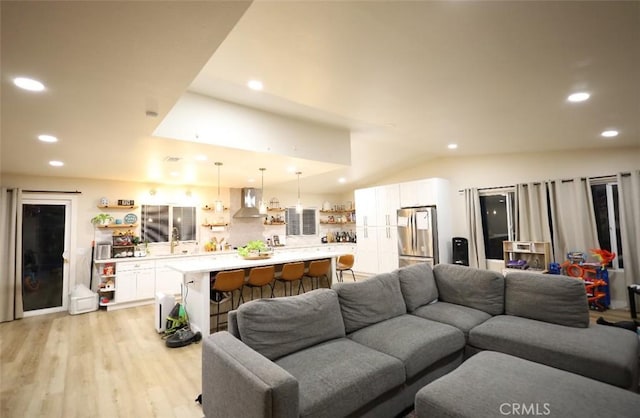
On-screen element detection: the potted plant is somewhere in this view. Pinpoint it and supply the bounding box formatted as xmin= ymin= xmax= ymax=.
xmin=238 ymin=240 xmax=271 ymax=259
xmin=91 ymin=213 xmax=114 ymax=226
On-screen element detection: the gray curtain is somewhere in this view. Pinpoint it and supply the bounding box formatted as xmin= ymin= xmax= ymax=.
xmin=547 ymin=178 xmax=599 ymax=263
xmin=0 ymin=188 xmax=23 ymax=322
xmin=464 ymin=188 xmax=485 ymax=268
xmin=516 ymin=183 xmax=553 ymax=260
xmin=617 ymin=171 xmax=640 ymax=287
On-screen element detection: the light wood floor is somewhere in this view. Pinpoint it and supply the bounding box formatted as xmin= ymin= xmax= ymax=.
xmin=1 ymin=305 xmax=203 ymax=418
xmin=1 ymin=292 xmax=636 ymax=418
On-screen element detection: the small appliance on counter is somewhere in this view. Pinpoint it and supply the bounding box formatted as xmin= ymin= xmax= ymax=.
xmin=96 ymin=243 xmax=112 ymax=260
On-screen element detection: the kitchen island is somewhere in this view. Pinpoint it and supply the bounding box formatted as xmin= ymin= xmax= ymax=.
xmin=165 ymin=249 xmax=349 ymax=335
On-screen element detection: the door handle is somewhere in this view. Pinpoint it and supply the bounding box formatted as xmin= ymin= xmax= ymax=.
xmin=62 ymin=251 xmax=69 ymax=263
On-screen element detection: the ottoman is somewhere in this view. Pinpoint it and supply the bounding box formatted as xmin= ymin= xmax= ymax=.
xmin=415 ymin=351 xmax=640 ymax=418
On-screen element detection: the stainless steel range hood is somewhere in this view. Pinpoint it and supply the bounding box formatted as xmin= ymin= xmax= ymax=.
xmin=233 ymin=188 xmax=263 ymax=218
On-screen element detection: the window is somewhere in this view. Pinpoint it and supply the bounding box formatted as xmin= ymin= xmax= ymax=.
xmin=173 ymin=206 xmax=196 ymax=241
xmin=141 ymin=205 xmax=196 ymax=243
xmin=285 ymin=208 xmax=317 ymax=236
xmin=591 ymin=182 xmax=623 ymax=269
xmin=480 ymin=192 xmax=515 ymax=260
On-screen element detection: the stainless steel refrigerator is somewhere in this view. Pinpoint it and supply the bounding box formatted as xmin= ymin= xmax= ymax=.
xmin=397 ymin=206 xmax=438 ymax=267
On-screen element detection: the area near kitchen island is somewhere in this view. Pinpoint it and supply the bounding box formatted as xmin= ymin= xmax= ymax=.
xmin=165 ymin=248 xmax=351 ymax=336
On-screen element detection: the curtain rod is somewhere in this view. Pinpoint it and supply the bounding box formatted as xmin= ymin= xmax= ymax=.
xmin=458 ymin=172 xmax=630 ymax=193
xmin=24 ymin=190 xmax=82 ymax=194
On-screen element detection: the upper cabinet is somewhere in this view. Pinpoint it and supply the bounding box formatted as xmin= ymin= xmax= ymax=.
xmin=354 ymin=187 xmax=377 ymax=226
xmin=354 ymin=185 xmax=400 ymax=228
xmin=375 ymin=184 xmax=400 ymax=227
xmin=399 ymin=178 xmax=449 ymax=208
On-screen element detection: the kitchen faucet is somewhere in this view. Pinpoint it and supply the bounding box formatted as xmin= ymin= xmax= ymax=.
xmin=171 ymin=227 xmax=180 ymax=254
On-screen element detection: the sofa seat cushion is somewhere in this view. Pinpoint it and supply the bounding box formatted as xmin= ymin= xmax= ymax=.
xmin=412 ymin=301 xmax=492 ymax=339
xmin=236 ymin=288 xmax=345 ymax=361
xmin=415 ymin=351 xmax=640 ymax=418
xmin=276 ymin=338 xmax=405 ymax=418
xmin=348 ymin=314 xmax=465 ymax=379
xmin=469 ymin=315 xmax=639 ymax=389
xmin=433 ymin=264 xmax=504 ymax=315
xmin=333 ymin=271 xmax=407 ymax=333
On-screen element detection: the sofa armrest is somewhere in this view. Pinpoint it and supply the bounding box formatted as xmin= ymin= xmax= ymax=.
xmin=202 ymin=331 xmax=299 ymax=418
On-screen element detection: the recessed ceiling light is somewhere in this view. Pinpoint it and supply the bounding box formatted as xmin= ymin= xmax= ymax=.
xmin=195 ymin=154 xmax=207 ymax=161
xmin=338 ymin=177 xmax=346 ymax=184
xmin=13 ymin=77 xmax=45 ymax=92
xmin=567 ymin=92 xmax=590 ymax=102
xmin=247 ymin=178 xmax=255 ymax=183
xmin=170 ymin=171 xmax=180 ymax=177
xmin=49 ymin=160 xmax=64 ymax=167
xmin=448 ymin=143 xmax=458 ymax=150
xmin=601 ymin=130 xmax=619 ymax=138
xmin=38 ymin=134 xmax=58 ymax=143
xmin=248 ymin=80 xmax=263 ymax=91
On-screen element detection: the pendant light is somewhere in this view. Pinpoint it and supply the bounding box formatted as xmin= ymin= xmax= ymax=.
xmin=214 ymin=162 xmax=224 ymax=213
xmin=295 ymin=171 xmax=303 ymax=214
xmin=258 ymin=167 xmax=268 ymax=215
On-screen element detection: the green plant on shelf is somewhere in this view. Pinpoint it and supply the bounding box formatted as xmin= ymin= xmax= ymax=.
xmin=91 ymin=213 xmax=113 ymax=226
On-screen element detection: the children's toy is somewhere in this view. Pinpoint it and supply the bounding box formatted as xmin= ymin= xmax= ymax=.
xmin=506 ymin=259 xmax=529 ymax=269
xmin=548 ymin=262 xmax=561 ymax=275
xmin=560 ymin=250 xmax=610 ymax=311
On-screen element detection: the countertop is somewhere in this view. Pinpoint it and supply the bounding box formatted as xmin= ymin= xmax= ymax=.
xmin=93 ymin=242 xmax=355 ymax=264
xmin=164 ymin=249 xmax=348 ymax=274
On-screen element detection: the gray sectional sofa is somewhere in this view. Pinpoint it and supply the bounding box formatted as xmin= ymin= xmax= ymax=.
xmin=201 ymin=263 xmax=639 ymax=418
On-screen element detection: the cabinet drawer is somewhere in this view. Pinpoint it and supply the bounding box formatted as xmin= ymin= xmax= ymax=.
xmin=117 ymin=260 xmax=155 ymax=272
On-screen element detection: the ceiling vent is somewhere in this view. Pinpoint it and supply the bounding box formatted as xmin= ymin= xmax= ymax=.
xmin=163 ymin=156 xmax=182 ymax=163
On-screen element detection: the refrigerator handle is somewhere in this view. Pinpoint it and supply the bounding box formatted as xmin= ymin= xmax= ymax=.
xmin=415 ymin=214 xmax=419 ymax=252
xmin=410 ymin=214 xmax=415 ymax=252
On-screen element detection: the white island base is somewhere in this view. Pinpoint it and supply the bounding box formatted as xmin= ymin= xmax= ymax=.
xmin=165 ymin=249 xmax=348 ymax=336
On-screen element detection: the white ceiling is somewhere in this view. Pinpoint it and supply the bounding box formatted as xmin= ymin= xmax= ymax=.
xmin=2 ymin=1 xmax=639 ymax=194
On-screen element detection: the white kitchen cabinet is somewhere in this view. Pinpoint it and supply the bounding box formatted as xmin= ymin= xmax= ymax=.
xmin=375 ymin=184 xmax=400 ymax=227
xmin=376 ymin=226 xmax=398 ymax=273
xmin=136 ymin=267 xmax=155 ymax=299
xmin=354 ymin=187 xmax=376 ymax=227
xmin=353 ymin=226 xmax=379 ymax=274
xmin=115 ymin=270 xmax=137 ymax=303
xmin=115 ymin=260 xmax=155 ymax=303
xmin=399 ymin=178 xmax=449 ymax=208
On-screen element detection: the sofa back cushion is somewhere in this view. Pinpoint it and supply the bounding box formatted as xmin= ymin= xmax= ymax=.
xmin=505 ymin=272 xmax=589 ymax=328
xmin=333 ymin=271 xmax=407 ymax=333
xmin=433 ymin=264 xmax=505 ymax=316
xmin=398 ymin=263 xmax=439 ymax=312
xmin=236 ymin=288 xmax=346 ymax=360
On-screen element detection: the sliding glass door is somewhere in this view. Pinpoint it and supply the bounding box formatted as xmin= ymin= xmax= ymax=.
xmin=21 ymin=198 xmax=71 ymax=315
